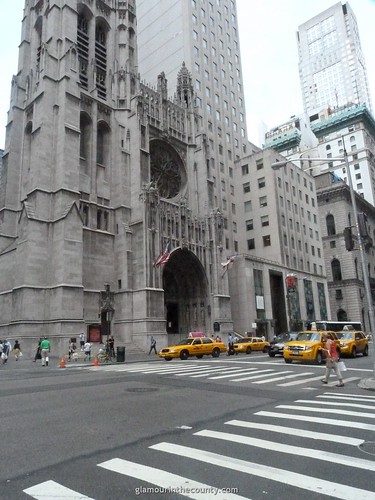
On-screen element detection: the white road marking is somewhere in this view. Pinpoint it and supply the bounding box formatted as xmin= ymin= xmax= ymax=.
xmin=194 ymin=429 xmax=375 ymax=471
xmin=252 ymin=371 xmax=305 ymax=384
xmin=295 ymin=399 xmax=375 ymax=410
xmin=150 ymin=442 xmax=374 ymax=500
xmin=277 ymin=404 xmax=375 ymax=419
xmin=278 ymin=375 xmax=327 ymax=386
xmin=224 ymin=419 xmax=364 ymax=445
xmin=229 ymin=369 xmax=275 ymax=381
xmin=98 ymin=458 xmax=249 ymax=500
xmin=318 ymin=393 xmax=375 ymax=402
xmin=177 ymin=366 xmax=255 ymax=377
xmin=24 ymin=480 xmax=95 ymax=499
xmin=256 ymin=410 xmax=375 ymax=431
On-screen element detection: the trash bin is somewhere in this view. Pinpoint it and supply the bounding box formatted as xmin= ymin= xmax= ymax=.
xmin=116 ymin=346 xmax=125 ymax=362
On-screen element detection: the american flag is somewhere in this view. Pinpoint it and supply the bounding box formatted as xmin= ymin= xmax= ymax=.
xmin=155 ymin=241 xmax=172 ymax=268
xmin=221 ymin=255 xmax=235 ymax=269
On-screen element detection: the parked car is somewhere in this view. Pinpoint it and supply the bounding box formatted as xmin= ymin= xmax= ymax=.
xmin=232 ymin=337 xmax=270 ymax=355
xmin=158 ymin=337 xmax=227 ymax=361
xmin=335 ymin=330 xmax=369 ymax=357
xmin=268 ymin=332 xmax=299 ymax=357
xmin=283 ymin=330 xmax=338 ymax=364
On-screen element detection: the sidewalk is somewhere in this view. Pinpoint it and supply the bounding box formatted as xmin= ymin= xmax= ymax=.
xmin=0 ymin=350 xmax=161 ymax=370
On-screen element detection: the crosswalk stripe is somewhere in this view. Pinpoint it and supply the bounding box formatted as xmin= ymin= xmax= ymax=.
xmin=176 ymin=366 xmax=252 ymax=377
xmin=323 ymin=391 xmax=375 ymax=399
xmin=150 ymin=442 xmax=372 ymax=500
xmin=23 ymin=480 xmax=95 ymax=499
xmin=277 ymin=404 xmax=375 ymax=419
xmin=295 ymin=399 xmax=375 ymax=410
xmin=278 ymin=375 xmax=325 ymax=386
xmin=194 ymin=429 xmax=375 ymax=471
xmin=206 ymin=368 xmax=262 ymax=380
xmin=187 ymin=367 xmax=258 ymax=378
xmin=98 ymin=458 xmax=249 ymax=500
xmin=256 ymin=410 xmax=375 ymax=431
xmin=318 ymin=394 xmax=375 ymax=402
xmin=224 ymin=420 xmax=364 ymax=445
xmin=229 ymin=369 xmax=275 ymax=381
xmin=253 ymin=371 xmax=305 ymax=384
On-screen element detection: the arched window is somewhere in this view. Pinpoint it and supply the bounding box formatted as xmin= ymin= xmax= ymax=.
xmin=80 ymin=112 xmax=92 ymax=162
xmin=77 ymin=14 xmax=89 ymax=89
xmin=326 ymin=144 xmax=331 ymax=150
xmin=337 ymin=308 xmax=347 ymax=321
xmin=326 ymin=214 xmax=336 ymax=235
xmin=96 ymin=121 xmax=110 ymax=165
xmin=95 ymin=24 xmax=107 ymax=99
xmin=331 ymin=259 xmax=342 ymax=281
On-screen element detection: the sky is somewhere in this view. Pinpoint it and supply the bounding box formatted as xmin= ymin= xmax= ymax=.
xmin=1 ymin=0 xmax=375 ymax=148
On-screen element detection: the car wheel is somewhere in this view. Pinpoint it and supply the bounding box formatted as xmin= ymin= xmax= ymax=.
xmin=164 ymin=357 xmax=172 ymax=361
xmin=269 ymin=352 xmax=276 ymax=357
xmin=351 ymin=347 xmax=357 ymax=358
xmin=246 ymin=347 xmax=252 ymax=354
xmin=285 ymin=358 xmax=292 ymax=364
xmin=315 ymin=352 xmax=323 ymax=365
xmin=212 ymin=347 xmax=220 ymax=358
xmin=196 ymin=355 xmax=203 ymax=359
xmin=180 ymin=350 xmax=189 ymax=360
xmin=363 ymin=345 xmax=369 ymax=356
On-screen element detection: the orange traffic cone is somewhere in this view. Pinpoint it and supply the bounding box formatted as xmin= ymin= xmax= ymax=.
xmin=93 ymin=357 xmax=99 ymax=366
xmin=59 ymin=357 xmax=66 ymax=368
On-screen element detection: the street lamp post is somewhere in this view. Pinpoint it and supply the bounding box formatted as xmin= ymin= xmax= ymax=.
xmin=272 ymin=152 xmax=375 ymax=380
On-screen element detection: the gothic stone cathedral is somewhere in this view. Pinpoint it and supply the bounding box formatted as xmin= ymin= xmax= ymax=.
xmin=0 ymin=0 xmax=233 ymax=350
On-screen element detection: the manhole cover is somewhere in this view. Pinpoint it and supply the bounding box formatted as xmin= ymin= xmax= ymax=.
xmin=125 ymin=387 xmax=156 ymax=393
xmin=359 ymin=441 xmax=375 ymax=456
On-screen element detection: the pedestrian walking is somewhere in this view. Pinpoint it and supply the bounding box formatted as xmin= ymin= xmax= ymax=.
xmin=33 ymin=338 xmax=42 ymax=362
xmin=68 ymin=339 xmax=76 ymax=361
xmin=321 ymin=336 xmax=344 ymax=387
xmin=40 ymin=337 xmax=51 ymax=366
xmin=108 ymin=336 xmax=115 ymax=358
xmin=79 ymin=332 xmax=86 ymax=351
xmin=83 ymin=341 xmax=91 ymax=361
xmin=2 ymin=339 xmax=11 ymax=364
xmin=149 ymin=336 xmax=157 ymax=355
xmin=13 ymin=340 xmax=22 ymax=361
xmin=227 ymin=333 xmax=234 ymax=356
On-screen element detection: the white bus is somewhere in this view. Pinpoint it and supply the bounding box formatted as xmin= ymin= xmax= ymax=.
xmin=311 ymin=320 xmax=363 ymax=332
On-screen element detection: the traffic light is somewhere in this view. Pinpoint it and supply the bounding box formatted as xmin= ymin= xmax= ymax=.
xmin=344 ymin=227 xmax=354 ymax=251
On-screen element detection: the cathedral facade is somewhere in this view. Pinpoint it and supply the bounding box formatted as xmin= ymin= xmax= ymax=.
xmin=0 ymin=0 xmax=233 ymax=350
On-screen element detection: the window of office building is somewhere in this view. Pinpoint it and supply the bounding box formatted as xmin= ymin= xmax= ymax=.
xmin=247 ymin=239 xmax=255 ymax=250
xmin=244 ymin=200 xmax=252 ymax=212
xmin=246 ymin=219 xmax=253 ymax=230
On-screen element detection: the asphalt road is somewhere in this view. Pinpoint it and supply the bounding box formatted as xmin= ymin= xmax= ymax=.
xmin=0 ymin=352 xmax=374 ymax=500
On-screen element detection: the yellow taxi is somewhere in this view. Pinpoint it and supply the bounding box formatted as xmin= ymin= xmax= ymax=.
xmin=232 ymin=337 xmax=270 ymax=355
xmin=283 ymin=330 xmax=337 ymax=364
xmin=335 ymin=330 xmax=369 ymax=358
xmin=158 ymin=337 xmax=227 ymax=361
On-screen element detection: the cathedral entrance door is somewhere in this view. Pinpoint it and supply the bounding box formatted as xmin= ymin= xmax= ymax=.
xmin=162 ymin=248 xmax=208 ymax=337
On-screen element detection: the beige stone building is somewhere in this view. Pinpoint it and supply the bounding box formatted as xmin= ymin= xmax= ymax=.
xmin=0 ymin=0 xmax=236 ymax=351
xmin=316 ymin=171 xmax=375 ymax=331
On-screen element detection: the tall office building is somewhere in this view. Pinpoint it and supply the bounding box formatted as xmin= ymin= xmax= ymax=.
xmin=137 ymin=0 xmax=259 ymax=252
xmin=297 ymin=2 xmax=372 ymax=118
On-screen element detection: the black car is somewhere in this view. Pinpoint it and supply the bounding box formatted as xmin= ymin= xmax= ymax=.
xmin=268 ymin=332 xmax=299 ymax=357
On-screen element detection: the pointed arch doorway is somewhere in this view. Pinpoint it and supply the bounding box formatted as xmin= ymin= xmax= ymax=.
xmin=162 ymin=248 xmax=209 ymax=336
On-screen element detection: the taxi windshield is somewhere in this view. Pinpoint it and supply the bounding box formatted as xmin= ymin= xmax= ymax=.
xmin=296 ymin=332 xmax=321 ymax=341
xmin=336 ymin=332 xmax=353 ymax=340
xmin=177 ymin=338 xmax=194 ymax=345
